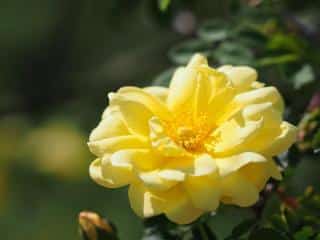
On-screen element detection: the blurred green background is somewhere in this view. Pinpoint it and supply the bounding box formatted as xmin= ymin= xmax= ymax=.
xmin=0 ymin=1 xmax=319 ymax=239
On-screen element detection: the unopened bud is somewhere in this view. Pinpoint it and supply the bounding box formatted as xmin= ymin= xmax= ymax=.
xmin=78 ymin=211 xmax=118 ymax=240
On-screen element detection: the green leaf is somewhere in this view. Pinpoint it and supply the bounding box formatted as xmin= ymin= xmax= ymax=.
xmin=248 ymin=228 xmax=289 ymax=240
xmin=269 ymin=215 xmax=289 ymax=233
xmin=292 ymin=64 xmax=315 ymax=90
xmin=293 ymin=226 xmax=314 ymax=240
xmin=158 ymin=0 xmax=171 ymax=12
xmin=267 ymin=33 xmax=303 ymax=54
xmin=168 ymin=39 xmax=212 ymax=65
xmin=192 ymin=223 xmax=218 ymax=240
xmin=206 ymin=205 xmax=255 ymax=239
xmin=257 ymin=54 xmax=299 ymax=67
xmin=283 ymin=208 xmax=301 ymax=232
xmin=311 ymin=129 xmax=320 ymax=150
xmin=227 ymin=218 xmax=257 ymax=239
xmin=198 ymin=20 xmax=230 ymax=42
xmin=212 ymin=41 xmax=254 ymax=65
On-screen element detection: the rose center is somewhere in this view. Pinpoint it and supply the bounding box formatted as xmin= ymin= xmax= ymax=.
xmin=164 ymin=112 xmax=213 ymax=152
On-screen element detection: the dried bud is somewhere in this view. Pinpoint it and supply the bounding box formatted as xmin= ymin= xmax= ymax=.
xmin=79 ymin=211 xmax=118 ymax=240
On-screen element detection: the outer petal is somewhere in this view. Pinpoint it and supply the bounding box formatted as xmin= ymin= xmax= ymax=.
xmin=143 ymin=86 xmax=168 ymax=102
xmin=234 ymin=86 xmax=284 ymax=113
xmin=111 ymin=149 xmax=163 ymax=171
xmin=215 ymin=152 xmax=266 ymax=177
xmin=128 ymin=182 xmax=165 ymax=218
xmin=240 ymin=158 xmax=282 ymax=190
xmin=221 ymin=172 xmax=259 ymax=207
xmin=128 ymin=183 xmax=203 ymax=224
xmin=267 ymin=158 xmax=282 ymax=180
xmin=139 ymin=170 xmax=185 ymax=191
xmin=209 ymin=118 xmax=263 ymax=156
xmin=118 ymin=87 xmax=171 ymax=121
xmin=89 ymin=158 xmax=133 ymax=188
xmin=88 ymin=135 xmax=148 ymax=157
xmin=163 ymin=186 xmax=203 ymax=224
xmin=109 ymin=93 xmax=153 ymax=136
xmin=184 ymin=174 xmax=221 ymax=211
xmin=162 ymin=154 xmax=217 ymax=177
xmin=218 ymin=65 xmax=257 ymax=93
xmin=89 ymin=108 xmax=128 ymax=141
xmin=108 ymin=87 xmax=171 ymax=136
xmin=262 ymin=122 xmax=297 ymax=156
xmin=192 ymin=154 xmax=217 ymax=176
xmin=209 ymin=102 xmax=284 ymax=156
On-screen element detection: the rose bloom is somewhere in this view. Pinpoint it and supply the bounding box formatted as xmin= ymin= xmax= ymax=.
xmin=88 ymin=54 xmax=297 ymax=224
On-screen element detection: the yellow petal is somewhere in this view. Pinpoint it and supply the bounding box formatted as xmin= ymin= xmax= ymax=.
xmin=242 ymin=102 xmax=281 ymax=124
xmin=234 ymin=86 xmax=284 ymax=113
xmin=167 ymin=67 xmax=198 ymax=112
xmin=240 ymin=162 xmax=269 ymax=190
xmin=267 ymin=158 xmax=282 ymax=180
xmin=162 ymin=156 xmax=195 ymax=174
xmin=128 ymin=182 xmax=165 ymax=218
xmin=215 ymin=152 xmax=266 ymax=177
xmin=163 ymin=187 xmax=203 ymax=224
xmin=218 ymin=65 xmax=257 ymax=93
xmin=99 ymin=153 xmax=134 ymax=188
xmin=88 ymin=135 xmax=148 ymax=157
xmin=262 ymin=122 xmax=297 ymax=156
xmin=202 ymin=70 xmax=236 ymax=125
xmin=184 ymin=174 xmax=220 ymax=211
xmin=193 ymin=72 xmax=212 ymax=118
xmin=210 ymin=118 xmax=263 ymax=156
xmin=111 ymin=149 xmax=163 ymax=171
xmin=89 ymin=158 xmax=133 ymax=188
xmin=221 ymin=172 xmax=259 ymax=207
xmin=118 ymin=87 xmax=171 ymax=121
xmin=139 ymin=169 xmax=185 ymax=191
xmin=109 ymin=93 xmax=153 ymax=136
xmin=144 ymin=86 xmax=169 ymax=102
xmin=158 ymin=169 xmax=186 ymax=181
xmin=230 ymin=103 xmax=283 ymax=153
xmin=129 ymin=183 xmax=202 ymax=224
xmin=89 ymin=109 xmax=128 ymax=141
xmin=210 ymin=102 xmax=293 ymax=157
xmin=193 ymin=154 xmax=217 ymax=176
xmin=240 ymin=158 xmax=282 ymax=190
xmin=89 ymin=158 xmax=112 ymax=187
xmin=187 ymin=53 xmax=208 ymax=67
xmin=149 ymin=117 xmax=188 ymax=157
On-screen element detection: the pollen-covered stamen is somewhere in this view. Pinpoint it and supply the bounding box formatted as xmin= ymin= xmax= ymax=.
xmin=163 ymin=112 xmax=214 ymax=152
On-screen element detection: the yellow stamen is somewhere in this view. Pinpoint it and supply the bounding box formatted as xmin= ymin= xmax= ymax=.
xmin=163 ymin=111 xmax=213 ymax=152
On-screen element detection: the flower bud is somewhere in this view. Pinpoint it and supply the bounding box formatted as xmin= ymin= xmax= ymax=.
xmin=78 ymin=211 xmax=118 ymax=240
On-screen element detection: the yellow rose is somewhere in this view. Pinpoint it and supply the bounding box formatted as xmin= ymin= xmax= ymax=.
xmin=88 ymin=54 xmax=297 ymax=224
